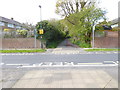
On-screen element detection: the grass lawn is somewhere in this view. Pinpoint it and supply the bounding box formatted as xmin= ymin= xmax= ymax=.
xmin=85 ymin=48 xmax=119 ymax=52
xmin=0 ymin=49 xmax=46 ymax=53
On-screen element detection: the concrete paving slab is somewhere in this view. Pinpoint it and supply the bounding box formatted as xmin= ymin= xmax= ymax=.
xmin=12 ymin=69 xmax=118 ymax=88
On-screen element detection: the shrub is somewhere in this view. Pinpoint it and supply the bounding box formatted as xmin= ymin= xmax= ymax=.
xmin=112 ymin=27 xmax=120 ymax=31
xmin=46 ymin=40 xmax=63 ymax=48
xmin=79 ymin=42 xmax=91 ymax=48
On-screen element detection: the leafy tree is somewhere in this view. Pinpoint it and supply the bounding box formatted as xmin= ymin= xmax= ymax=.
xmin=56 ymin=0 xmax=106 ymax=47
xmin=16 ymin=30 xmax=28 ymax=38
xmin=36 ymin=20 xmax=65 ymax=46
xmin=22 ymin=22 xmax=35 ymax=31
xmin=56 ymin=0 xmax=95 ymax=17
xmin=48 ymin=19 xmax=67 ymax=38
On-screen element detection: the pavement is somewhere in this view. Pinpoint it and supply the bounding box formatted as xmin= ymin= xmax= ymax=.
xmin=50 ymin=47 xmax=118 ymax=54
xmin=52 ymin=39 xmax=88 ymax=54
xmin=47 ymin=39 xmax=118 ymax=54
xmin=12 ymin=69 xmax=118 ymax=88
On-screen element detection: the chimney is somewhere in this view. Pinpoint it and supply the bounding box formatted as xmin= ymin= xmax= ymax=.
xmin=11 ymin=18 xmax=14 ymax=20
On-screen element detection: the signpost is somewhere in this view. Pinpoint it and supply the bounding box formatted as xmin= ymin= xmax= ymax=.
xmin=34 ymin=29 xmax=44 ymax=48
xmin=39 ymin=29 xmax=44 ymax=34
xmin=39 ymin=29 xmax=44 ymax=48
xmin=92 ymin=25 xmax=95 ymax=48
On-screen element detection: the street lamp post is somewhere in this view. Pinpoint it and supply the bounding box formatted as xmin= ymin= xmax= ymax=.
xmin=39 ymin=5 xmax=43 ymax=48
xmin=39 ymin=5 xmax=42 ymax=23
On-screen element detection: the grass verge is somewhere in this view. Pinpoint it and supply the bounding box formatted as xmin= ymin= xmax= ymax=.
xmin=0 ymin=49 xmax=46 ymax=53
xmin=85 ymin=48 xmax=119 ymax=52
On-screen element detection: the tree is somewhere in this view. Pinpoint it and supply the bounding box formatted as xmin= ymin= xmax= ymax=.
xmin=48 ymin=19 xmax=67 ymax=38
xmin=56 ymin=0 xmax=95 ymax=17
xmin=56 ymin=0 xmax=106 ymax=47
xmin=22 ymin=22 xmax=35 ymax=31
xmin=36 ymin=20 xmax=65 ymax=42
xmin=16 ymin=30 xmax=28 ymax=38
xmin=36 ymin=20 xmax=66 ymax=48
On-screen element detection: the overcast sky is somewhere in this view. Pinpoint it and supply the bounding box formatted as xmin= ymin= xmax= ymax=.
xmin=0 ymin=0 xmax=119 ymax=25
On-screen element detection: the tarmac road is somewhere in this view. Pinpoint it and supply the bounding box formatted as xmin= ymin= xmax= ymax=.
xmin=2 ymin=53 xmax=118 ymax=67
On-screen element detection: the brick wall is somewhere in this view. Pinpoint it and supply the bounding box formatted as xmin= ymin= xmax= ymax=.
xmin=2 ymin=38 xmax=42 ymax=49
xmin=93 ymin=31 xmax=119 ymax=48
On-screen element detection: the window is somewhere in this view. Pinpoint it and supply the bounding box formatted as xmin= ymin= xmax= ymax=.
xmin=8 ymin=23 xmax=14 ymax=28
xmin=0 ymin=21 xmax=5 ymax=26
xmin=16 ymin=26 xmax=21 ymax=29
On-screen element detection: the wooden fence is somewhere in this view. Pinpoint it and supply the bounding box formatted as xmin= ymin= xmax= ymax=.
xmin=92 ymin=30 xmax=119 ymax=48
xmin=2 ymin=38 xmax=42 ymax=49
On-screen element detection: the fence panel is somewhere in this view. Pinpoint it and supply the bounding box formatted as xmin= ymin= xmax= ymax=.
xmin=93 ymin=30 xmax=118 ymax=48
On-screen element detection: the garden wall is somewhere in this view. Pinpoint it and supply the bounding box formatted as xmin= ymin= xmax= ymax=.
xmin=93 ymin=31 xmax=119 ymax=48
xmin=2 ymin=38 xmax=42 ymax=49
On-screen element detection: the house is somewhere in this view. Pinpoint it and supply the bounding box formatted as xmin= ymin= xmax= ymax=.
xmin=111 ymin=18 xmax=118 ymax=28
xmin=0 ymin=16 xmax=25 ymax=31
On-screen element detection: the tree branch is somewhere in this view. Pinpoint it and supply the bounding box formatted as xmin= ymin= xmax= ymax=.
xmin=66 ymin=18 xmax=75 ymax=25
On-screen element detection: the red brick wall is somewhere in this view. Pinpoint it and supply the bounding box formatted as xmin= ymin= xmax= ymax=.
xmin=93 ymin=31 xmax=119 ymax=48
xmin=2 ymin=38 xmax=41 ymax=49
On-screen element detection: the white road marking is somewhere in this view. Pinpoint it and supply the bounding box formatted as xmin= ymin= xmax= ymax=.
xmin=103 ymin=61 xmax=113 ymax=63
xmin=39 ymin=63 xmax=43 ymax=66
xmin=17 ymin=61 xmax=118 ymax=68
xmin=49 ymin=62 xmax=52 ymax=66
xmin=4 ymin=61 xmax=118 ymax=68
xmin=116 ymin=61 xmax=119 ymax=64
xmin=64 ymin=62 xmax=74 ymax=66
xmin=77 ymin=63 xmax=103 ymax=65
xmin=112 ymin=61 xmax=119 ymax=65
xmin=104 ymin=61 xmax=113 ymax=62
xmin=21 ymin=65 xmax=35 ymax=68
xmin=0 ymin=63 xmax=4 ymax=65
xmin=33 ymin=64 xmax=36 ymax=67
xmin=20 ymin=64 xmax=117 ymax=68
xmin=6 ymin=64 xmax=29 ymax=66
xmin=1 ymin=53 xmax=34 ymax=56
xmin=60 ymin=62 xmax=63 ymax=65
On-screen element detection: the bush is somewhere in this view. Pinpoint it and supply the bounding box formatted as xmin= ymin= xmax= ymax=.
xmin=46 ymin=41 xmax=58 ymax=48
xmin=70 ymin=38 xmax=91 ymax=48
xmin=112 ymin=27 xmax=120 ymax=31
xmin=79 ymin=42 xmax=91 ymax=48
xmin=46 ymin=40 xmax=63 ymax=48
xmin=16 ymin=30 xmax=28 ymax=38
xmin=72 ymin=40 xmax=91 ymax=48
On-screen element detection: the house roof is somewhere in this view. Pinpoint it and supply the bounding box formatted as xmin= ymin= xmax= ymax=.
xmin=110 ymin=18 xmax=118 ymax=25
xmin=0 ymin=16 xmax=22 ymax=26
